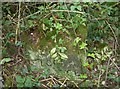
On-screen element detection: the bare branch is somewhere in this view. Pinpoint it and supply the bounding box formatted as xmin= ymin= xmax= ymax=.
xmin=51 ymin=10 xmax=84 ymax=14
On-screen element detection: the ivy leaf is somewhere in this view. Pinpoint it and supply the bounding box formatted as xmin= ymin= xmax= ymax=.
xmin=79 ymin=42 xmax=87 ymax=49
xmin=95 ymin=53 xmax=101 ymax=59
xmin=77 ymin=6 xmax=82 ymax=11
xmin=70 ymin=6 xmax=76 ymax=11
xmin=59 ymin=53 xmax=68 ymax=59
xmin=51 ymin=53 xmax=58 ymax=59
xmin=38 ymin=6 xmax=44 ymax=11
xmin=87 ymin=53 xmax=95 ymax=59
xmin=16 ymin=75 xmax=25 ymax=84
xmin=54 ymin=23 xmax=62 ymax=30
xmin=0 ymin=58 xmax=12 ymax=65
xmin=25 ymin=78 xmax=34 ymax=87
xmin=73 ymin=37 xmax=81 ymax=46
xmin=17 ymin=83 xmax=24 ymax=87
xmin=80 ymin=74 xmax=87 ymax=79
xmin=83 ymin=62 xmax=89 ymax=67
xmin=59 ymin=38 xmax=64 ymax=44
xmin=15 ymin=41 xmax=23 ymax=47
xmin=28 ymin=20 xmax=34 ymax=28
xmin=50 ymin=48 xmax=56 ymax=55
xmin=60 ymin=47 xmax=67 ymax=53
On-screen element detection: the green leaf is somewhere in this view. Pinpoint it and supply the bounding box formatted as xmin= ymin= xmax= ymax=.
xmin=80 ymin=42 xmax=87 ymax=49
xmin=15 ymin=41 xmax=23 ymax=47
xmin=0 ymin=58 xmax=12 ymax=65
xmin=73 ymin=37 xmax=81 ymax=46
xmin=70 ymin=6 xmax=76 ymax=11
xmin=54 ymin=23 xmax=62 ymax=30
xmin=87 ymin=53 xmax=95 ymax=59
xmin=51 ymin=53 xmax=58 ymax=59
xmin=60 ymin=47 xmax=67 ymax=53
xmin=16 ymin=75 xmax=25 ymax=84
xmin=59 ymin=38 xmax=64 ymax=44
xmin=67 ymin=71 xmax=76 ymax=80
xmin=59 ymin=53 xmax=68 ymax=59
xmin=50 ymin=48 xmax=56 ymax=55
xmin=17 ymin=83 xmax=24 ymax=87
xmin=28 ymin=20 xmax=35 ymax=28
xmin=38 ymin=6 xmax=44 ymax=10
xmin=77 ymin=6 xmax=82 ymax=11
xmin=62 ymin=28 xmax=66 ymax=32
xmin=28 ymin=50 xmax=37 ymax=60
xmin=95 ymin=53 xmax=101 ymax=59
xmin=25 ymin=78 xmax=34 ymax=87
xmin=83 ymin=62 xmax=89 ymax=67
xmin=80 ymin=74 xmax=87 ymax=79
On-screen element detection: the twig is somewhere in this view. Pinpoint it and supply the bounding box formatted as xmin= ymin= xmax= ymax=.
xmin=42 ymin=83 xmax=50 ymax=89
xmin=60 ymin=77 xmax=67 ymax=87
xmin=53 ymin=77 xmax=63 ymax=85
xmin=15 ymin=2 xmax=21 ymax=44
xmin=43 ymin=13 xmax=52 ymax=18
xmin=25 ymin=5 xmax=32 ymax=15
xmin=71 ymin=81 xmax=79 ymax=88
xmin=109 ymin=56 xmax=120 ymax=71
xmin=9 ymin=59 xmax=22 ymax=67
xmin=46 ymin=4 xmax=57 ymax=23
xmin=20 ymin=10 xmax=41 ymax=21
xmin=51 ymin=10 xmax=84 ymax=14
xmin=39 ymin=78 xmax=52 ymax=82
xmin=105 ymin=20 xmax=119 ymax=48
xmin=64 ymin=3 xmax=77 ymax=36
xmin=7 ymin=14 xmax=17 ymax=24
xmin=105 ymin=57 xmax=110 ymax=83
xmin=97 ymin=65 xmax=104 ymax=87
xmin=50 ymin=75 xmax=56 ymax=85
xmin=88 ymin=17 xmax=109 ymax=22
xmin=56 ymin=19 xmax=71 ymax=23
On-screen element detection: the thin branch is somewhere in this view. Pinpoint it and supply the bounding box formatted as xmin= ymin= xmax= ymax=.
xmin=39 ymin=78 xmax=52 ymax=82
xmin=105 ymin=57 xmax=110 ymax=83
xmin=41 ymin=84 xmax=50 ymax=89
xmin=7 ymin=14 xmax=17 ymax=24
xmin=20 ymin=10 xmax=41 ymax=21
xmin=109 ymin=56 xmax=120 ymax=71
xmin=51 ymin=10 xmax=84 ymax=14
xmin=71 ymin=81 xmax=79 ymax=88
xmin=60 ymin=77 xmax=67 ymax=87
xmin=105 ymin=20 xmax=119 ymax=47
xmin=43 ymin=13 xmax=51 ymax=19
xmin=15 ymin=2 xmax=21 ymax=44
xmin=53 ymin=77 xmax=63 ymax=85
xmin=97 ymin=65 xmax=104 ymax=87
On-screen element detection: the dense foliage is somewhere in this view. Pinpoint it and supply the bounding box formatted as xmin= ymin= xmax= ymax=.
xmin=1 ymin=2 xmax=120 ymax=88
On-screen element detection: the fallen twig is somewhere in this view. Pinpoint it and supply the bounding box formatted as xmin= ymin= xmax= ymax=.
xmin=60 ymin=77 xmax=67 ymax=87
xmin=20 ymin=10 xmax=41 ymax=21
xmin=42 ymin=83 xmax=50 ymax=89
xmin=97 ymin=65 xmax=105 ymax=87
xmin=109 ymin=56 xmax=120 ymax=71
xmin=51 ymin=10 xmax=84 ymax=14
xmin=15 ymin=2 xmax=21 ymax=44
xmin=39 ymin=78 xmax=52 ymax=82
xmin=105 ymin=57 xmax=110 ymax=84
xmin=105 ymin=20 xmax=119 ymax=48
